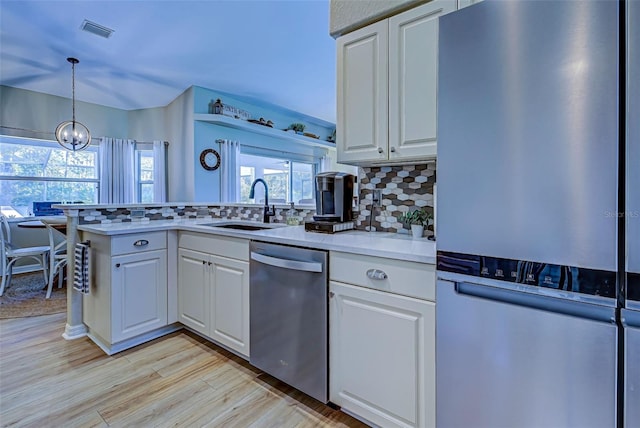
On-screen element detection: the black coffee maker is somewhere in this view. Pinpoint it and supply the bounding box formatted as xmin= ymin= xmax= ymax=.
xmin=313 ymin=172 xmax=355 ymax=222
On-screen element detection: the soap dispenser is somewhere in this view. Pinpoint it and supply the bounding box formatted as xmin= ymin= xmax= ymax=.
xmin=286 ymin=203 xmax=300 ymax=226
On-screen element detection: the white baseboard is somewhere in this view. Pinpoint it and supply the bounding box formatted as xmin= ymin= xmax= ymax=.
xmin=86 ymin=324 xmax=183 ymax=355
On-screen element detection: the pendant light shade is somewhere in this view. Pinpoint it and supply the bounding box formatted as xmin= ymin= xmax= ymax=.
xmin=55 ymin=57 xmax=91 ymax=151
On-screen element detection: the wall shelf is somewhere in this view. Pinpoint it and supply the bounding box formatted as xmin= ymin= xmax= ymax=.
xmin=194 ymin=114 xmax=336 ymax=149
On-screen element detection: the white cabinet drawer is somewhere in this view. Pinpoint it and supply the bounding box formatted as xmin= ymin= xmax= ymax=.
xmin=330 ymin=251 xmax=435 ymax=301
xmin=178 ymin=232 xmax=249 ymax=261
xmin=111 ymin=231 xmax=166 ymax=256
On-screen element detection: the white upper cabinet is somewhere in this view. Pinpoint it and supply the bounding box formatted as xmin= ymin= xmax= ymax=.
xmin=336 ymin=0 xmax=456 ymax=165
xmin=337 ymin=20 xmax=389 ymax=163
xmin=457 ymin=0 xmax=483 ymax=10
xmin=389 ymin=2 xmax=452 ymax=160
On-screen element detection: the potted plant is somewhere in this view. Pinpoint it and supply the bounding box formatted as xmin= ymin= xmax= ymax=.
xmin=398 ymin=208 xmax=432 ymax=238
xmin=288 ymin=123 xmax=306 ymax=134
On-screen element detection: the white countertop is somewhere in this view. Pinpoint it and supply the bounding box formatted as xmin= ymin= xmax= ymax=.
xmin=78 ymin=219 xmax=436 ymax=264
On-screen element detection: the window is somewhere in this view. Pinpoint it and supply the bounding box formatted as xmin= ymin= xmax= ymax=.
xmin=239 ymin=153 xmax=316 ymax=204
xmin=0 ymin=136 xmax=99 ymax=217
xmin=135 ymin=148 xmax=154 ymax=203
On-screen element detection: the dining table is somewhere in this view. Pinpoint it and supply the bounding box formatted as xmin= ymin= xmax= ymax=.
xmin=17 ymin=218 xmax=67 ymax=234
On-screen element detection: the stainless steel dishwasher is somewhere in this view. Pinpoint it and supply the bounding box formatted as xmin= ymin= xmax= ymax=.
xmin=249 ymin=241 xmax=328 ymax=403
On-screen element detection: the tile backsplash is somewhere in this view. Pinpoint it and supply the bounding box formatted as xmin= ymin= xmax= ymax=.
xmin=77 ymin=205 xmax=316 ymax=225
xmin=77 ymin=163 xmax=436 ymax=236
xmin=355 ymin=163 xmax=436 ymax=235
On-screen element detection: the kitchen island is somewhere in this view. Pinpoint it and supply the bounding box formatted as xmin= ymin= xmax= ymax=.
xmin=77 ymin=218 xmax=436 ymax=263
xmin=57 ymin=204 xmax=436 ymax=428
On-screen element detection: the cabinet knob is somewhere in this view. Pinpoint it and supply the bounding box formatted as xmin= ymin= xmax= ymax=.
xmin=208 ymin=261 xmax=212 ymax=266
xmin=329 ymin=291 xmax=335 ymax=298
xmin=366 ymin=269 xmax=388 ymax=280
xmin=390 ymin=146 xmax=396 ymax=153
xmin=202 ymin=260 xmax=206 ymax=265
xmin=377 ymin=147 xmax=384 ymax=154
xmin=115 ymin=263 xmax=121 ymax=268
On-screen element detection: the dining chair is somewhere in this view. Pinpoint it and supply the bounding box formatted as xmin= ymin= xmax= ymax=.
xmin=0 ymin=215 xmax=50 ymax=296
xmin=44 ymin=223 xmax=67 ymax=299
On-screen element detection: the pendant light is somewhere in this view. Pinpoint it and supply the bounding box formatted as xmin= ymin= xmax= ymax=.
xmin=55 ymin=57 xmax=91 ymax=152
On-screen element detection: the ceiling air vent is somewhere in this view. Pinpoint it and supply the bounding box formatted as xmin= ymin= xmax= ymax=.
xmin=80 ymin=20 xmax=114 ymax=39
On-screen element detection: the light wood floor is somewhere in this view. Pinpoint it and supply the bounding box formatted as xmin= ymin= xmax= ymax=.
xmin=0 ymin=313 xmax=368 ymax=428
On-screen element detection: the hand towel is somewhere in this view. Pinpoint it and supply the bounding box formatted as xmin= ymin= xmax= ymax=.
xmin=73 ymin=241 xmax=90 ymax=294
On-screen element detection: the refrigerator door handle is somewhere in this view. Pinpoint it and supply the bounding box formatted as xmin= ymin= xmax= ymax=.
xmin=622 ymin=308 xmax=640 ymax=329
xmin=455 ymin=282 xmax=617 ymax=324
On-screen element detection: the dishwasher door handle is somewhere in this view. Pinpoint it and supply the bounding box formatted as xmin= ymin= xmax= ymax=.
xmin=250 ymin=252 xmax=323 ymax=273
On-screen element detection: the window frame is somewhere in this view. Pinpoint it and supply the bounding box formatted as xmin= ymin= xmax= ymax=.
xmin=0 ymin=135 xmax=100 ymax=215
xmin=134 ymin=146 xmax=154 ymax=203
xmin=238 ymin=150 xmax=319 ymax=205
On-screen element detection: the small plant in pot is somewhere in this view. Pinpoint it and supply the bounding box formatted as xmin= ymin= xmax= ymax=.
xmin=288 ymin=123 xmax=306 ymax=134
xmin=398 ymin=209 xmax=432 ymax=238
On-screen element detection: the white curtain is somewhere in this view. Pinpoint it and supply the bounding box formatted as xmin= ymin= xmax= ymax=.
xmin=319 ymin=152 xmax=332 ymax=172
xmin=219 ymin=139 xmax=241 ymax=203
xmin=153 ymin=140 xmax=167 ymax=202
xmin=99 ymin=137 xmax=135 ymax=204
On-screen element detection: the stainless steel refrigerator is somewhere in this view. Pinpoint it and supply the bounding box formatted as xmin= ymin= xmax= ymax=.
xmin=435 ymin=1 xmax=637 ymax=427
xmin=623 ymin=1 xmax=640 ymax=427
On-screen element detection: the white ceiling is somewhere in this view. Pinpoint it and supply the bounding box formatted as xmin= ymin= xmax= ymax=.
xmin=0 ymin=0 xmax=337 ymax=123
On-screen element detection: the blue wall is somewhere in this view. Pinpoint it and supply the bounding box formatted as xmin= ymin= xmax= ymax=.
xmin=192 ymin=86 xmax=335 ymax=202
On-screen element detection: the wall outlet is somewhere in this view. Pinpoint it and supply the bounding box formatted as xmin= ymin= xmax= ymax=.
xmin=372 ymin=189 xmax=382 ymax=205
xmin=131 ymin=209 xmax=145 ymax=218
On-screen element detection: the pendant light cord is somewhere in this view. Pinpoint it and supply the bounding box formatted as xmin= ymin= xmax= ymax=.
xmin=71 ymin=60 xmax=76 ymax=125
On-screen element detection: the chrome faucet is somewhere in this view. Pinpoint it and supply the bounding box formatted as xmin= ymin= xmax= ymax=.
xmin=249 ymin=178 xmax=275 ymax=223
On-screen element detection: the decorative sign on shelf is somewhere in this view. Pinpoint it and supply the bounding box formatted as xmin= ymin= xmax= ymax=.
xmin=208 ymin=98 xmax=251 ymax=121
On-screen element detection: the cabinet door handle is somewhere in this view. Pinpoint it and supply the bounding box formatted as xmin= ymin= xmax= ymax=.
xmin=115 ymin=263 xmax=121 ymax=268
xmin=366 ymin=269 xmax=388 ymax=280
xmin=390 ymin=146 xmax=396 ymax=153
xmin=133 ymin=240 xmax=149 ymax=247
xmin=377 ymin=147 xmax=384 ymax=154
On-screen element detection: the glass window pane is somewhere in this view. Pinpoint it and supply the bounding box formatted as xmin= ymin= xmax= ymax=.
xmin=140 ymin=183 xmax=154 ymax=203
xmin=240 ymin=166 xmax=255 ymax=203
xmin=0 ymin=180 xmax=45 ymax=216
xmin=0 ymin=179 xmax=97 ymax=217
xmin=138 ymin=151 xmax=154 ymax=182
xmin=136 ymin=149 xmax=154 ymax=202
xmin=0 ymin=137 xmax=99 ymax=216
xmin=292 ymin=162 xmax=314 ymax=203
xmin=238 ymin=153 xmax=316 ymax=204
xmin=0 ymin=143 xmax=98 ymax=179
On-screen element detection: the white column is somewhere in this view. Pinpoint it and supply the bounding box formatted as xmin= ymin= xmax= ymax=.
xmin=62 ymin=209 xmax=87 ymax=340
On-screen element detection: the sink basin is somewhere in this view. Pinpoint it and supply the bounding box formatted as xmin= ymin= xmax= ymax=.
xmin=214 ymin=224 xmax=272 ymax=231
xmin=198 ymin=222 xmax=284 ymax=231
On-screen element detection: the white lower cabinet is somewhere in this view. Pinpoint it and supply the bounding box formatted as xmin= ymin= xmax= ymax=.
xmin=177 ymin=233 xmax=250 ymax=358
xmin=111 ymin=249 xmax=168 ymax=343
xmin=329 ymin=260 xmax=436 ymax=428
xmin=82 ymin=231 xmax=171 ymax=354
xmin=208 ymin=255 xmax=249 ymax=356
xmin=177 ymin=248 xmax=210 ymax=335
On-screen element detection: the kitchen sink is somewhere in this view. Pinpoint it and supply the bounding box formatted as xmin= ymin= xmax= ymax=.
xmin=215 ymin=224 xmax=272 ymax=231
xmin=198 ymin=222 xmax=285 ymax=231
